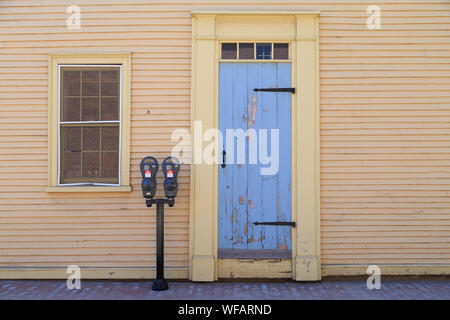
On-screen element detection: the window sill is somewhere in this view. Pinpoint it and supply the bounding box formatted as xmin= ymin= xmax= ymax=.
xmin=45 ymin=185 xmax=132 ymax=193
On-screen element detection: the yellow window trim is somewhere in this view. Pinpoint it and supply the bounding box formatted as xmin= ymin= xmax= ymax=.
xmin=44 ymin=186 xmax=131 ymax=193
xmin=47 ymin=53 xmax=131 ymax=192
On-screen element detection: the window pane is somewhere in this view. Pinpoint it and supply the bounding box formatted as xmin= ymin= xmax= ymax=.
xmin=62 ymin=98 xmax=80 ymax=121
xmin=82 ymin=97 xmax=99 ymax=121
xmin=101 ymin=151 xmax=119 ymax=178
xmin=274 ymin=43 xmax=289 ymax=60
xmin=101 ymin=69 xmax=119 ymax=96
xmin=256 ymin=43 xmax=272 ymax=60
xmin=101 ymin=81 xmax=118 ymax=96
xmin=82 ymin=70 xmax=99 ymax=82
xmin=101 ymin=126 xmax=119 ymax=151
xmin=63 ymin=71 xmax=80 ymax=97
xmin=221 ymin=43 xmax=237 ymax=59
xmin=101 ymin=97 xmax=119 ymax=121
xmin=64 ymin=151 xmax=81 ymax=178
xmin=64 ymin=127 xmax=81 ymax=152
xmin=82 ymin=127 xmax=100 ymax=151
xmin=101 ymin=70 xmax=119 ymax=82
xmin=239 ymin=43 xmax=254 ymax=59
xmin=82 ymin=70 xmax=99 ymax=97
xmin=82 ymin=152 xmax=100 ymax=178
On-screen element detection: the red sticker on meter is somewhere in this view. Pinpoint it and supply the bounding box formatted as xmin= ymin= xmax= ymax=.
xmin=145 ymin=170 xmax=152 ymax=177
xmin=167 ymin=170 xmax=173 ymax=178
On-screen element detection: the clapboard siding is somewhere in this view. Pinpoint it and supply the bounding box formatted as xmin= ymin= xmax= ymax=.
xmin=0 ymin=0 xmax=449 ymax=272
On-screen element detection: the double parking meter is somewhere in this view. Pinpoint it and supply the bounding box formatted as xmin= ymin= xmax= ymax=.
xmin=140 ymin=156 xmax=180 ymax=291
xmin=140 ymin=156 xmax=180 ymax=206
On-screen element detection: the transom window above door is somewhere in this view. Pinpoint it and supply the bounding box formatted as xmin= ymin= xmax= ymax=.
xmin=59 ymin=66 xmax=121 ymax=185
xmin=221 ymin=42 xmax=289 ymax=60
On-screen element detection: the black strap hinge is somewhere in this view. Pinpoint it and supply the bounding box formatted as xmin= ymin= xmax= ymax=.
xmin=253 ymin=87 xmax=295 ymax=94
xmin=253 ymin=221 xmax=296 ymax=228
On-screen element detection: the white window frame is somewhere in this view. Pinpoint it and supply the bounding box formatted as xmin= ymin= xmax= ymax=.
xmin=57 ymin=64 xmax=123 ymax=186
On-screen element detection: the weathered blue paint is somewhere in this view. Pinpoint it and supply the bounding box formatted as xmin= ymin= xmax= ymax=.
xmin=218 ymin=62 xmax=292 ymax=252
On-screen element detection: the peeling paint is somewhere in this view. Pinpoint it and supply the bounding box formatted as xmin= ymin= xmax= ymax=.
xmin=247 ymin=95 xmax=257 ymax=139
xmin=233 ymin=233 xmax=244 ymax=245
xmin=230 ymin=209 xmax=235 ymax=231
xmin=278 ymin=238 xmax=289 ymax=250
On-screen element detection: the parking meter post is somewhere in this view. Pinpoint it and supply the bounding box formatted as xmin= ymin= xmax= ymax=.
xmin=152 ymin=199 xmax=169 ymax=291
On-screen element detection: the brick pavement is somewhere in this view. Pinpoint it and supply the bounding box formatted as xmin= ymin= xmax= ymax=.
xmin=0 ymin=277 xmax=448 ymax=300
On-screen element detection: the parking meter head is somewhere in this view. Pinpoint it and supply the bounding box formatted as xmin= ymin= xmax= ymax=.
xmin=162 ymin=156 xmax=180 ymax=178
xmin=140 ymin=156 xmax=159 ymax=199
xmin=162 ymin=157 xmax=180 ymax=200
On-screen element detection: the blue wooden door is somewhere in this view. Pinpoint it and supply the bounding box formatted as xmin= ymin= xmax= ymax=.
xmin=218 ymin=62 xmax=292 ymax=254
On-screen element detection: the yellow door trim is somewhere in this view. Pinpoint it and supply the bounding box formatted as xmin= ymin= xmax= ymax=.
xmin=218 ymin=258 xmax=292 ymax=279
xmin=190 ymin=11 xmax=320 ymax=281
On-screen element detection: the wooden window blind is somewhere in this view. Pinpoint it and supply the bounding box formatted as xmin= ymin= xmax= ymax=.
xmin=60 ymin=66 xmax=120 ymax=184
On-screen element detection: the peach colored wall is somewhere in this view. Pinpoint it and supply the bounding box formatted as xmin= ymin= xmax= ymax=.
xmin=0 ymin=0 xmax=449 ymax=275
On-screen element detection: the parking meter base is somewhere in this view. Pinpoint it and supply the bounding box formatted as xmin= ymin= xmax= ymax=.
xmin=152 ymin=278 xmax=169 ymax=291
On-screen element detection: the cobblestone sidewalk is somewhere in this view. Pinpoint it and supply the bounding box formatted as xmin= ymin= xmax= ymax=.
xmin=0 ymin=278 xmax=448 ymax=300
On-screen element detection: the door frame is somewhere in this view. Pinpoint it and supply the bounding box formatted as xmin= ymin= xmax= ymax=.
xmin=190 ymin=11 xmax=321 ymax=281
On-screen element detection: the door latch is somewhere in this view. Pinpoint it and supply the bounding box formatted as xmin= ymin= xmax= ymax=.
xmin=221 ymin=150 xmax=226 ymax=168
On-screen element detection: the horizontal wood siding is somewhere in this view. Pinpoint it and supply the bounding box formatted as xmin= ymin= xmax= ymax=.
xmin=317 ymin=1 xmax=450 ymax=265
xmin=0 ymin=0 xmax=449 ymax=272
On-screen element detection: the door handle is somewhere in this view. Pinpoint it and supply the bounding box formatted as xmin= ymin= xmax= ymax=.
xmin=221 ymin=150 xmax=226 ymax=168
